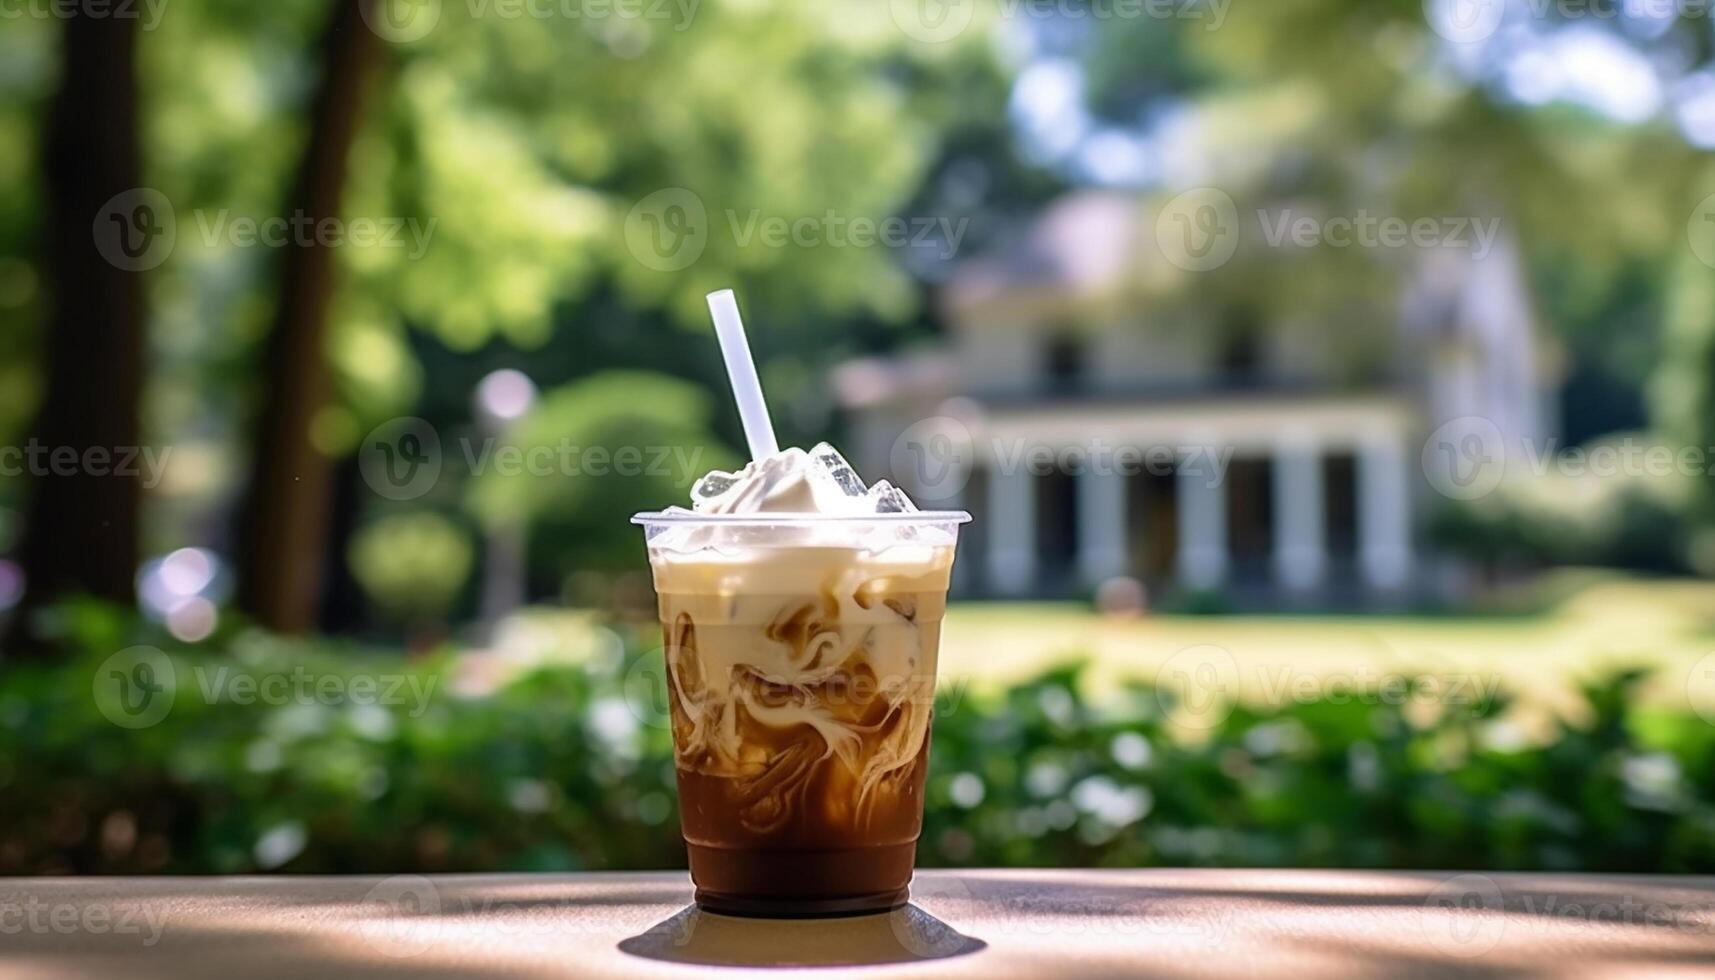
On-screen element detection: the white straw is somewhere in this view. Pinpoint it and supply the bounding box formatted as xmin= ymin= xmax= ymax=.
xmin=706 ymin=289 xmax=779 ymax=461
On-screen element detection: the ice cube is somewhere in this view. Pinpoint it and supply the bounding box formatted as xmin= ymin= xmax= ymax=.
xmin=692 ymin=470 xmax=740 ymax=503
xmin=808 ymin=442 xmax=869 ymax=497
xmin=866 ymin=480 xmax=918 ymax=514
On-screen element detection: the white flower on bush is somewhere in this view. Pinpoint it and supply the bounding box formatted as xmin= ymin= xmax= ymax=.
xmin=1071 ymin=775 xmax=1153 ymax=828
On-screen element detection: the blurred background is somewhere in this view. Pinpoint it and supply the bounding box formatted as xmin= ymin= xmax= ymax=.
xmin=4 ymin=0 xmax=1715 ymax=876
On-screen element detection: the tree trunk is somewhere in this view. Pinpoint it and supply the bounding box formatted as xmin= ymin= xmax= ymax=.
xmin=7 ymin=12 xmax=146 ymax=657
xmin=234 ymin=0 xmax=383 ymax=633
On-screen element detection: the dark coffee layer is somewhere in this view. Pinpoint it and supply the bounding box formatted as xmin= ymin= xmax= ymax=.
xmin=687 ymin=841 xmax=917 ymax=918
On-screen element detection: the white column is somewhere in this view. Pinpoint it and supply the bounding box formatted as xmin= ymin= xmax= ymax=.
xmin=987 ymin=465 xmax=1036 ymax=595
xmin=1273 ymin=437 xmax=1326 ymax=592
xmin=1177 ymin=453 xmax=1227 ymax=589
xmin=1076 ymin=468 xmax=1128 ymax=585
xmin=1358 ymin=432 xmax=1412 ymax=591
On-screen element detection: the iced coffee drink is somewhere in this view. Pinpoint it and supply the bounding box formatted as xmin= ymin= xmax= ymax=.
xmin=634 ymin=444 xmax=968 ymax=917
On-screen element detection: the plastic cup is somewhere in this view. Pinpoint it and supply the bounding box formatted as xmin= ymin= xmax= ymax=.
xmin=633 ymin=510 xmax=970 ymax=918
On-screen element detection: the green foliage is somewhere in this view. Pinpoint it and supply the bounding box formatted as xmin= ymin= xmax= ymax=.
xmin=348 ymin=512 xmax=476 ymax=625
xmin=343 ymin=0 xmax=960 ymax=354
xmin=1652 ymin=245 xmax=1715 ymax=521
xmin=1428 ymin=456 xmax=1700 ymax=574
xmin=466 ymin=370 xmax=739 ymax=573
xmin=3 ymin=621 xmax=1713 ymax=875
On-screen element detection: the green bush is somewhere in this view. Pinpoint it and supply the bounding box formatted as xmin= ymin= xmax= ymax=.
xmin=1429 ymin=455 xmax=1700 ymax=575
xmin=3 ymin=617 xmax=1713 ymax=875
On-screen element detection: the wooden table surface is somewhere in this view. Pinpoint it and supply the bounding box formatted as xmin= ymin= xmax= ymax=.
xmin=4 ymin=869 xmax=1714 ymax=978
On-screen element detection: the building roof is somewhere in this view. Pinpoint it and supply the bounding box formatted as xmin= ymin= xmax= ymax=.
xmin=943 ymin=191 xmax=1146 ymax=321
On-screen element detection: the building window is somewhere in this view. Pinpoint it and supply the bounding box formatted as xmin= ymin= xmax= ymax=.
xmin=1324 ymin=453 xmax=1358 ymax=561
xmin=1226 ymin=456 xmax=1275 ymax=583
xmin=1035 ymin=466 xmax=1078 ymax=592
xmin=1219 ymin=309 xmax=1261 ymax=384
xmin=1045 ymin=331 xmax=1084 ymax=391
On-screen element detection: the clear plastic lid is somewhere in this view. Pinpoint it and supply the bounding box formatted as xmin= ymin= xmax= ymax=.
xmin=632 ymin=511 xmax=971 ymax=551
xmin=631 ymin=511 xmax=971 ymax=527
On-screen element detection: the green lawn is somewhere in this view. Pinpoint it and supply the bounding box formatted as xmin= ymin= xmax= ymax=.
xmin=937 ymin=577 xmax=1715 ymax=727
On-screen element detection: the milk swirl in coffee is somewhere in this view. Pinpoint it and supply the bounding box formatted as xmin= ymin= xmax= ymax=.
xmin=641 ymin=444 xmax=958 ymax=911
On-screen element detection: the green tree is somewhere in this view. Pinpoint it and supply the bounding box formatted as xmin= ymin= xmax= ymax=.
xmin=466 ymin=370 xmax=739 ymax=579
xmin=221 ymin=1 xmax=987 ymax=630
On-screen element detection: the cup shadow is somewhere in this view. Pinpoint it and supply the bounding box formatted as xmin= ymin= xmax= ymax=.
xmin=617 ymin=903 xmax=986 ymax=969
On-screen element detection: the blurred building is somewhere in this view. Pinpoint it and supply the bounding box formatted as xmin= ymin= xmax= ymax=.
xmin=836 ymin=193 xmax=1553 ymax=605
